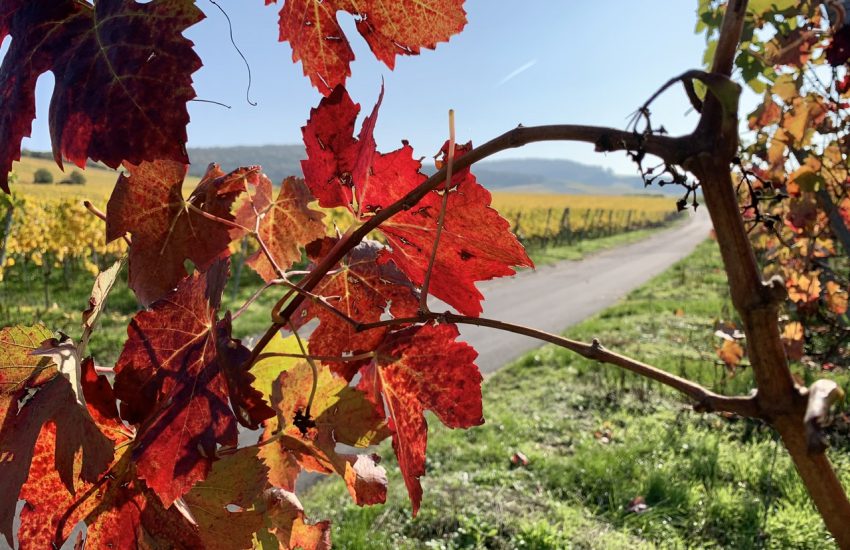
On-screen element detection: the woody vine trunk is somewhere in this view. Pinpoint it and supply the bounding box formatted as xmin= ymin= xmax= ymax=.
xmin=690 ymin=0 xmax=850 ymax=545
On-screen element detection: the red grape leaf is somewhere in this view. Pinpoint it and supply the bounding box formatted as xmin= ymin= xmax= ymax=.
xmin=261 ymin=360 xmax=390 ymax=505
xmin=270 ymin=0 xmax=466 ymax=95
xmin=0 ymin=326 xmax=112 ymax=546
xmin=113 ymin=261 xmax=271 ymax=506
xmin=107 ymin=161 xmax=250 ymax=306
xmin=376 ymin=143 xmax=533 ymax=317
xmin=19 ymin=360 xmax=202 ymax=549
xmin=258 ymin=488 xmax=331 ymax=550
xmin=73 ymin=453 xmax=203 ymax=549
xmin=0 ymin=0 xmax=202 ymax=192
xmin=301 ymin=88 xmax=532 ymax=316
xmin=235 ymin=175 xmax=326 ymax=282
xmin=216 ymin=313 xmax=277 ymax=430
xmin=357 ymin=323 xmax=482 ymax=514
xmin=300 ymin=87 xmax=361 ymax=208
xmin=294 ymin=238 xmax=419 ymax=379
xmin=184 ymin=448 xmax=268 ymax=550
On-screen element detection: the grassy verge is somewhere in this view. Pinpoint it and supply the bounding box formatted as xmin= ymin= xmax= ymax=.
xmin=303 ymin=239 xmax=850 ymax=549
xmin=0 ymin=257 xmax=279 ymax=365
xmin=524 ymin=215 xmax=687 ymax=266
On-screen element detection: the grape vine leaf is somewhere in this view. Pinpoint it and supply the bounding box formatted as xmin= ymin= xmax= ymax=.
xmin=301 ymin=88 xmax=532 ymax=316
xmin=717 ymin=339 xmax=745 ymax=368
xmin=826 ymin=280 xmax=848 ymax=315
xmin=261 ymin=360 xmax=390 ymax=505
xmin=235 ymin=175 xmax=326 ymax=282
xmin=256 ymin=488 xmax=331 ymax=550
xmin=269 ymin=0 xmax=466 ymax=95
xmin=216 ymin=313 xmax=277 ymax=430
xmin=106 ymin=161 xmax=249 ymax=306
xmin=357 ymin=323 xmax=483 ymax=514
xmin=301 ymin=87 xmax=362 ymax=209
xmin=0 ymin=0 xmax=203 ymax=193
xmin=377 ymin=141 xmax=534 ymax=317
xmin=183 ymin=447 xmax=268 ymax=550
xmin=18 ymin=359 xmax=204 ymax=549
xmin=0 ymin=326 xmax=112 ymax=546
xmin=293 ymin=238 xmax=419 ymax=379
xmin=113 ymin=261 xmax=272 ymax=506
xmin=80 ymin=259 xmax=124 ymax=357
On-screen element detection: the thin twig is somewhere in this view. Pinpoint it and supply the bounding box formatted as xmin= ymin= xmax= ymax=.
xmin=232 ymin=278 xmax=286 ymax=320
xmin=288 ymin=321 xmax=318 ymax=418
xmin=419 ymin=109 xmax=455 ymax=312
xmin=83 ymin=200 xmax=131 ymax=246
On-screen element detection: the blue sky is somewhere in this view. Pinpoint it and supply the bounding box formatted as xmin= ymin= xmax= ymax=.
xmin=21 ymin=1 xmax=713 ymax=176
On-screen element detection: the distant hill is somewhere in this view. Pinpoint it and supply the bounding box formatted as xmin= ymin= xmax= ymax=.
xmin=23 ymin=145 xmax=671 ymax=195
xmin=187 ymin=145 xmax=303 ymax=181
xmin=187 ymin=145 xmax=660 ymax=195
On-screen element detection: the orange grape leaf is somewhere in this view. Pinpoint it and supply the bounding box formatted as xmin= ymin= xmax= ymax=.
xmin=270 ymin=0 xmax=467 ymax=95
xmin=184 ymin=448 xmax=268 ymax=550
xmin=294 ymin=238 xmax=419 ymax=379
xmin=18 ymin=360 xmax=202 ymax=549
xmin=0 ymin=0 xmax=202 ymax=192
xmin=235 ymin=175 xmax=326 ymax=282
xmin=258 ymin=488 xmax=331 ymax=550
xmin=113 ymin=262 xmax=272 ymax=506
xmin=717 ymin=339 xmax=745 ymax=368
xmin=787 ymin=271 xmax=822 ymax=303
xmin=781 ymin=321 xmax=805 ymax=361
xmin=107 ymin=161 xmax=250 ymax=306
xmin=0 ymin=326 xmax=112 ymax=546
xmin=357 ymin=324 xmax=483 ymax=514
xmin=748 ymin=95 xmax=781 ymax=129
xmin=826 ymin=281 xmax=849 ymax=315
xmin=262 ymin=360 xmax=390 ymax=505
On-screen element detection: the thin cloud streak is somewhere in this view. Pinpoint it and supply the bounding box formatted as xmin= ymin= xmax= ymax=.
xmin=496 ymin=59 xmax=537 ymax=87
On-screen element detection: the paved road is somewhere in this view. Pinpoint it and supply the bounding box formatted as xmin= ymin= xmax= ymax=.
xmin=457 ymin=209 xmax=713 ymax=374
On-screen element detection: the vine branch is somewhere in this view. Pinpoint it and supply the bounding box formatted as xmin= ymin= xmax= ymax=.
xmin=356 ymin=312 xmax=759 ymax=417
xmin=248 ymin=123 xmax=692 ymax=368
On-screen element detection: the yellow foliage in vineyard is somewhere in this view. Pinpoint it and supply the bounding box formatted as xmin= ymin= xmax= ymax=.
xmin=490 ymin=193 xmax=678 ymax=240
xmin=0 ymin=195 xmax=126 ymax=278
xmin=2 ymin=156 xmax=680 ymax=278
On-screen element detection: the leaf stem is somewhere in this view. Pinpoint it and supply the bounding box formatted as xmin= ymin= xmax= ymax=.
xmin=288 ymin=321 xmax=318 ymax=419
xmin=419 ymin=109 xmax=455 ymax=312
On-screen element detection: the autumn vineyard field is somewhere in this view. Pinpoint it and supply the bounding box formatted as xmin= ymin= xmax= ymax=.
xmin=0 ymin=156 xmax=681 ymax=300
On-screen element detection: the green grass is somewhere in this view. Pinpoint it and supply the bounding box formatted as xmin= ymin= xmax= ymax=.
xmin=301 ymin=240 xmax=850 ymax=549
xmin=524 ymin=215 xmax=687 ymax=266
xmin=0 ymin=256 xmax=281 ymax=365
